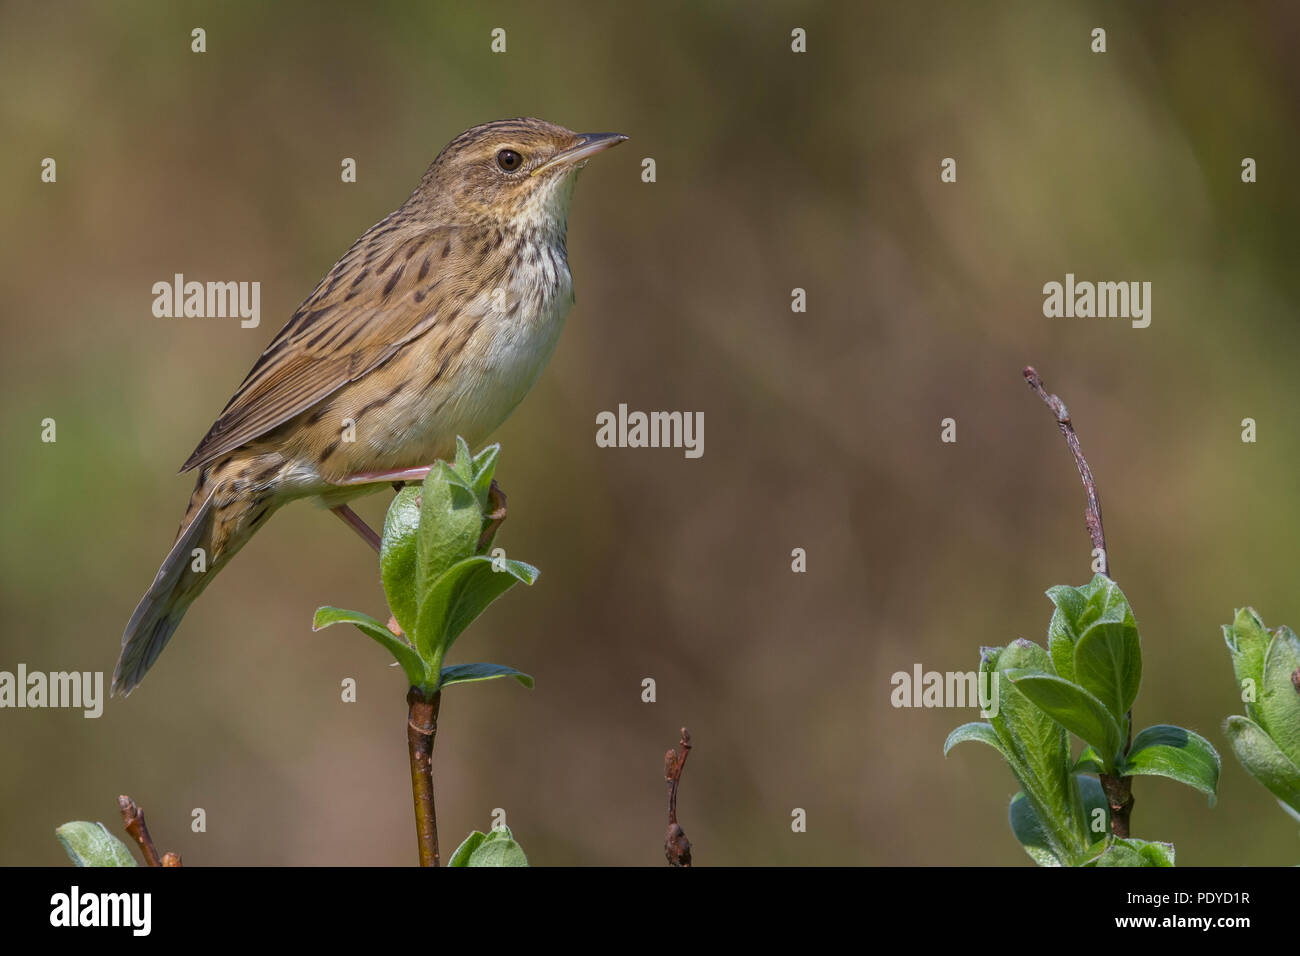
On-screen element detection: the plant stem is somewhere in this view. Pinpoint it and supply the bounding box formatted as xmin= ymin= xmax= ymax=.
xmin=664 ymin=727 xmax=693 ymax=866
xmin=1022 ymin=367 xmax=1108 ymax=577
xmin=1022 ymin=366 xmax=1133 ymax=838
xmin=406 ymin=686 xmax=442 ymax=866
xmin=1100 ymin=774 xmax=1134 ymax=838
xmin=118 ymin=795 xmax=163 ymax=867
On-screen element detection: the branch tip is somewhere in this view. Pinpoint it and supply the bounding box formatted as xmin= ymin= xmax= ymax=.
xmin=1022 ymin=366 xmax=1131 ymax=837
xmin=118 ymin=794 xmax=165 ymax=867
xmin=1021 ymin=366 xmax=1107 ymax=577
xmin=664 ymin=727 xmax=693 ymax=866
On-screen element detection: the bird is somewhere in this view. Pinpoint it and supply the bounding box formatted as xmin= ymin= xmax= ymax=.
xmin=113 ymin=117 xmax=627 ymax=696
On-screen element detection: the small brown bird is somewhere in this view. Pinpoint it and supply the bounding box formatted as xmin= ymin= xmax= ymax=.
xmin=114 ymin=117 xmax=626 ymax=695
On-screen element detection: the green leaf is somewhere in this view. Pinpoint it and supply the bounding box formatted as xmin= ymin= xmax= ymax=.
xmin=1122 ymin=725 xmax=1220 ymax=802
xmin=1076 ymin=774 xmax=1111 ymax=843
xmin=1136 ymin=840 xmax=1176 ymax=866
xmin=1073 ymin=616 xmax=1142 ymax=726
xmin=467 ymin=827 xmax=529 ymax=867
xmin=943 ymin=721 xmax=1008 ymax=760
xmin=1046 ymin=576 xmax=1138 ymax=685
xmin=1259 ymin=625 xmax=1300 ymax=767
xmin=55 ymin=822 xmax=137 ymax=867
xmin=1006 ymin=670 xmax=1123 ymax=769
xmin=448 ymin=826 xmax=529 ymax=867
xmin=1093 ymin=837 xmax=1175 ymax=867
xmin=1008 ymin=776 xmax=1110 ymax=867
xmin=1046 ymin=584 xmax=1088 ymax=681
xmin=452 ymin=436 xmax=473 ymax=481
xmin=984 ymin=640 xmax=1085 ymax=863
xmin=1073 ymin=580 xmax=1143 ymax=716
xmin=437 ymin=459 xmax=474 ymax=495
xmin=471 ymin=442 xmax=499 ymax=476
xmin=1279 ymin=799 xmax=1300 ymax=825
xmin=414 ymin=555 xmax=539 ymax=663
xmin=471 ymin=444 xmax=500 ymax=513
xmin=441 ymin=662 xmax=534 ymax=689
xmin=1078 ymin=575 xmax=1136 ymax=631
xmin=1223 ymin=715 xmax=1300 ymax=817
xmin=416 ymin=466 xmax=482 ymax=601
xmin=447 ymin=830 xmax=487 ymax=866
xmin=313 ymin=606 xmax=428 ymax=688
xmin=1073 ymin=745 xmax=1105 ymax=776
xmin=1222 ymin=607 xmax=1270 ymax=725
xmin=1090 ymin=842 xmax=1141 ymax=866
xmin=380 ymin=486 xmax=423 ymax=635
xmin=1008 ymin=791 xmax=1062 ymax=866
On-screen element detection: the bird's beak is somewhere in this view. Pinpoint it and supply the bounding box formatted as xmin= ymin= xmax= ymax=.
xmin=531 ymin=132 xmax=629 ymax=176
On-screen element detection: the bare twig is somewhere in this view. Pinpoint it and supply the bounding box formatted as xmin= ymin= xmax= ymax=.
xmin=407 ymin=686 xmax=442 ymax=866
xmin=1022 ymin=367 xmax=1108 ymax=577
xmin=664 ymin=727 xmax=693 ymax=866
xmin=118 ymin=795 xmax=164 ymax=867
xmin=1022 ymin=367 xmax=1132 ymax=837
xmin=161 ymin=851 xmax=183 ymax=867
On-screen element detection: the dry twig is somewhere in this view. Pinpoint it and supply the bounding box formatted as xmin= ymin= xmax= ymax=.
xmin=118 ymin=795 xmax=181 ymax=867
xmin=664 ymin=727 xmax=693 ymax=866
xmin=1022 ymin=366 xmax=1132 ymax=836
xmin=1022 ymin=367 xmax=1108 ymax=576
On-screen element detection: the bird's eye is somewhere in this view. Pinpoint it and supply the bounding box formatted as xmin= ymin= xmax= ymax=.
xmin=496 ymin=149 xmax=523 ymax=172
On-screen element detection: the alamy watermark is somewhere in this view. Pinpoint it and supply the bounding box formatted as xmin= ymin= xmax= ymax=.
xmin=890 ymin=663 xmax=999 ymax=716
xmin=0 ymin=665 xmax=103 ymax=718
xmin=595 ymin=404 xmax=703 ymax=458
xmin=152 ymin=273 xmax=260 ymax=328
xmin=50 ymin=886 xmax=150 ymax=936
xmin=1043 ymin=273 xmax=1151 ymax=328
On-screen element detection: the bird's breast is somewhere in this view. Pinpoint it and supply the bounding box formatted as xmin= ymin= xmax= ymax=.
xmin=403 ymin=236 xmax=574 ymax=457
xmin=467 ymin=240 xmax=574 ymax=415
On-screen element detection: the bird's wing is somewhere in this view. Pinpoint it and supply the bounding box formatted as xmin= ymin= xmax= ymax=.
xmin=180 ymin=218 xmax=467 ymax=473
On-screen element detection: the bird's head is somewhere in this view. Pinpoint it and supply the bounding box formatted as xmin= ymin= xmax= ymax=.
xmin=413 ymin=117 xmax=627 ymax=231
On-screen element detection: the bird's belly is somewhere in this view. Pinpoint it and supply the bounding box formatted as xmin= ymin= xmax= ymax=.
xmin=375 ymin=272 xmax=573 ymax=467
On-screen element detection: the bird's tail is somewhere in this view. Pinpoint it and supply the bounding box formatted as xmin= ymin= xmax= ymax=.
xmin=113 ymin=456 xmax=280 ymax=696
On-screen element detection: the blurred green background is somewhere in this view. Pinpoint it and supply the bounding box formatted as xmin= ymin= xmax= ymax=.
xmin=2 ymin=0 xmax=1298 ymax=865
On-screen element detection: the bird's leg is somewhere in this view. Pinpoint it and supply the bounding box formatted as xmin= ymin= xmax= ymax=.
xmin=476 ymin=480 xmax=507 ymax=553
xmin=330 ymin=502 xmax=405 ymax=637
xmin=330 ymin=467 xmax=506 ymax=553
xmin=327 ymin=465 xmax=440 ymax=551
xmin=331 ymin=504 xmax=381 ymax=553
